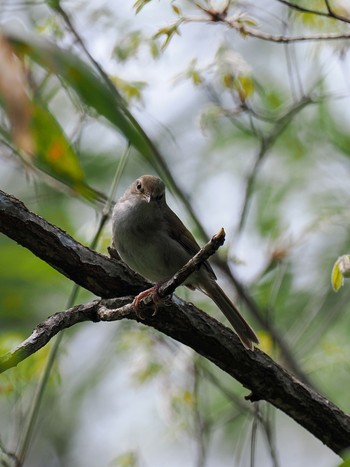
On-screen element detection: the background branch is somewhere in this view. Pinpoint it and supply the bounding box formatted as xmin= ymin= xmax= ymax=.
xmin=277 ymin=0 xmax=350 ymax=24
xmin=185 ymin=15 xmax=350 ymax=42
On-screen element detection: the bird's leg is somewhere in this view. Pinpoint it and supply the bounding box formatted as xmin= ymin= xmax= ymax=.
xmin=132 ymin=283 xmax=164 ymax=319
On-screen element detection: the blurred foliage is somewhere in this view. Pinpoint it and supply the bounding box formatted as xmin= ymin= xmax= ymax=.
xmin=0 ymin=0 xmax=350 ymax=466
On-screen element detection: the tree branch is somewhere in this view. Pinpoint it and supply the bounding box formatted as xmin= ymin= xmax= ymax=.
xmin=184 ymin=15 xmax=350 ymax=43
xmin=1 ymin=295 xmax=349 ymax=456
xmin=0 ymin=189 xmax=312 ymax=385
xmin=226 ymin=21 xmax=350 ymax=43
xmin=277 ymin=0 xmax=350 ymax=24
xmin=0 ymin=190 xmax=149 ymax=298
xmin=157 ymin=227 xmax=226 ymax=297
xmin=0 ymin=227 xmax=225 ymax=372
xmin=1 ymin=189 xmax=350 ymax=455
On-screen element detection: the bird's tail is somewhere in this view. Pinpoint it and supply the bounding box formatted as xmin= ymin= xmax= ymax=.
xmin=202 ymin=280 xmax=259 ymax=350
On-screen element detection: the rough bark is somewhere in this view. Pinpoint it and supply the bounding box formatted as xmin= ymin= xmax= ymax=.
xmin=0 ymin=189 xmax=349 ymax=456
xmin=0 ymin=190 xmax=148 ymax=297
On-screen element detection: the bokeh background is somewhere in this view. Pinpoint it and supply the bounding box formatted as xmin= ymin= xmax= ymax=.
xmin=1 ymin=1 xmax=350 ymax=466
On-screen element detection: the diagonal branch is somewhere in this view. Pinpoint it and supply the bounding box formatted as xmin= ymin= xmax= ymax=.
xmin=0 ymin=229 xmax=226 ymax=373
xmin=0 ymin=295 xmax=349 ymax=456
xmin=226 ymin=21 xmax=350 ymax=43
xmin=157 ymin=227 xmax=226 ymax=297
xmin=1 ymin=189 xmax=350 ymax=455
xmin=0 ymin=189 xmax=149 ymax=298
xmin=0 ymin=188 xmax=312 ymax=386
xmin=277 ymin=0 xmax=350 ymax=24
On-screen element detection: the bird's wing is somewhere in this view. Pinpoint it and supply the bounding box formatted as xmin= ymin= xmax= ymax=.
xmin=164 ymin=204 xmax=217 ymax=280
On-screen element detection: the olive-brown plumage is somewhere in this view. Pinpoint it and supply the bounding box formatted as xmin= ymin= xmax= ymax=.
xmin=112 ymin=175 xmax=259 ymax=350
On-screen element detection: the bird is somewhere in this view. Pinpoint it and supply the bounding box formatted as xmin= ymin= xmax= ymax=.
xmin=112 ymin=175 xmax=259 ymax=350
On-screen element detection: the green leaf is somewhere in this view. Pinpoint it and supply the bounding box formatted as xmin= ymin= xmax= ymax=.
xmin=110 ymin=76 xmax=147 ymax=103
xmin=31 ymin=101 xmax=84 ymax=181
xmin=46 ymin=0 xmax=61 ymax=10
xmin=153 ymin=22 xmax=182 ymax=50
xmin=172 ymin=4 xmax=182 ymax=15
xmin=133 ymin=0 xmax=152 ymax=14
xmin=113 ymin=31 xmax=143 ymax=62
xmin=7 ymin=32 xmax=155 ymax=163
xmin=5 ymin=31 xmax=204 ymax=241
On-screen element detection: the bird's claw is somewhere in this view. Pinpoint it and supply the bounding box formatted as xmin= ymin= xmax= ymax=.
xmin=132 ymin=284 xmax=162 ymax=319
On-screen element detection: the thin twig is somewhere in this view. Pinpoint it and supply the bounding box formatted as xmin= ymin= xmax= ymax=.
xmin=258 ymin=406 xmax=280 ymax=467
xmin=193 ymin=361 xmax=208 ymax=467
xmin=183 ymin=15 xmax=350 ymax=42
xmin=227 ymin=19 xmax=350 ymax=42
xmin=158 ymin=228 xmax=226 ymax=298
xmin=277 ymin=0 xmax=350 ymax=24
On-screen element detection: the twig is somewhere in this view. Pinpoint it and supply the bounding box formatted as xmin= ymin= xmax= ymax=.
xmin=158 ymin=228 xmax=225 ymax=298
xmin=277 ymin=0 xmax=350 ymax=24
xmin=184 ymin=15 xmax=350 ymax=42
xmin=227 ymin=18 xmax=350 ymax=42
xmin=93 ymin=229 xmax=225 ymax=317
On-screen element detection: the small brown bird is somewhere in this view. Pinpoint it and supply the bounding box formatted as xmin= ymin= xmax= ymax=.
xmin=112 ymin=175 xmax=259 ymax=350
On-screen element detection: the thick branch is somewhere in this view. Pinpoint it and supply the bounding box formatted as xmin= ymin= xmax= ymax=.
xmin=0 ymin=189 xmax=316 ymax=386
xmin=1 ymin=296 xmax=349 ymax=455
xmin=0 ymin=228 xmax=225 ymax=371
xmin=0 ymin=189 xmax=313 ymax=387
xmin=0 ymin=190 xmax=149 ymax=298
xmin=1 ymin=190 xmax=350 ymax=455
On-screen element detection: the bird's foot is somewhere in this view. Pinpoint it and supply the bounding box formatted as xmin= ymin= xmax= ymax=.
xmin=132 ymin=284 xmax=163 ymax=319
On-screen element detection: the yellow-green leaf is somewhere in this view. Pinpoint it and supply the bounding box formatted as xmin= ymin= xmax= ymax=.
xmin=172 ymin=4 xmax=182 ymax=15
xmin=31 ymin=102 xmax=84 ymax=182
xmin=5 ymin=30 xmax=192 ymax=218
xmin=236 ymin=75 xmax=254 ymax=101
xmin=133 ymin=0 xmax=152 ymax=14
xmin=331 ymin=255 xmax=350 ymax=292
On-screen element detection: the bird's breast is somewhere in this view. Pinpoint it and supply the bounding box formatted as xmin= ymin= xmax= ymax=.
xmin=112 ymin=201 xmax=191 ymax=283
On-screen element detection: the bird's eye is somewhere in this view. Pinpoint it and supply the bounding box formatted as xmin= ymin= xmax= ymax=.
xmin=136 ymin=180 xmax=142 ymax=191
